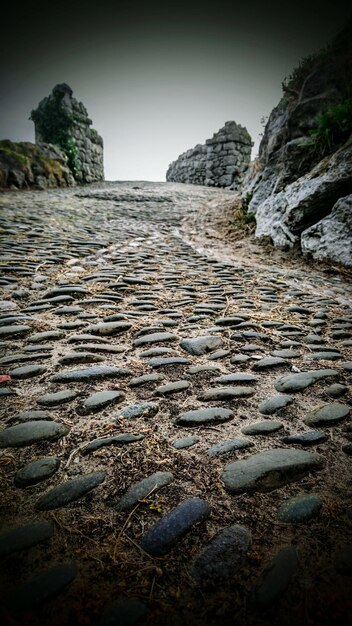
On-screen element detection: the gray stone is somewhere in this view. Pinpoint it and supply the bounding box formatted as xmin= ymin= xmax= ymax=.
xmin=199 ymin=386 xmax=254 ymax=400
xmin=214 ymin=373 xmax=258 ymax=385
xmin=173 ymin=436 xmax=200 ymax=449
xmin=0 ymin=420 xmax=68 ymax=448
xmin=304 ymin=402 xmax=350 ymax=426
xmin=113 ymin=402 xmax=159 ymax=420
xmin=8 ymin=562 xmax=78 ymax=611
xmin=274 ymin=369 xmax=338 ymax=392
xmin=258 ymin=394 xmax=294 ymax=415
xmin=251 ymin=546 xmax=298 ymax=608
xmin=35 ymin=471 xmax=106 ymax=510
xmin=242 ymin=420 xmax=283 ymax=435
xmin=0 ymin=521 xmax=55 ymax=556
xmin=180 ymin=335 xmax=223 ymax=355
xmin=191 ymin=524 xmax=251 ymax=582
xmin=149 ymin=357 xmax=190 ymax=368
xmin=0 ymin=324 xmax=30 ymax=338
xmin=9 ymin=364 xmax=47 ymax=379
xmin=86 ymin=321 xmax=132 ymax=335
xmin=271 ymin=349 xmax=301 ymax=358
xmin=81 ymin=434 xmax=144 ymax=455
xmin=15 ymin=456 xmax=61 ymax=487
xmin=37 ymin=389 xmax=78 ymax=406
xmin=50 ymin=366 xmax=131 ymax=382
xmin=78 ymin=390 xmax=124 ymax=415
xmin=282 ymin=430 xmax=328 ymax=445
xmin=115 ymin=471 xmax=174 ymax=512
xmin=58 ymin=352 xmax=105 ymax=365
xmin=28 ymin=330 xmax=65 ymax=342
xmin=325 ymin=383 xmax=348 ymax=397
xmin=188 ymin=365 xmax=221 ymax=374
xmin=252 ymin=357 xmax=288 ymax=371
xmin=221 ymin=448 xmax=323 ymax=494
xmin=207 ymin=438 xmax=253 ymax=456
xmin=14 ymin=410 xmax=52 ymax=422
xmin=140 ymin=497 xmax=210 ymax=556
xmin=154 ymin=380 xmax=190 ymax=395
xmin=133 ymin=331 xmax=178 ymax=346
xmin=129 ymin=373 xmax=163 ymax=387
xmin=99 ymin=598 xmax=148 ymax=626
xmin=301 ymin=195 xmax=352 ymax=267
xmin=277 ymin=494 xmax=323 ymax=522
xmin=176 ymin=407 xmax=233 ymax=426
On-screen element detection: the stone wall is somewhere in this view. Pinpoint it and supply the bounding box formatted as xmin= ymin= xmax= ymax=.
xmin=31 ymin=83 xmax=104 ymax=184
xmin=166 ymin=121 xmax=252 ymax=188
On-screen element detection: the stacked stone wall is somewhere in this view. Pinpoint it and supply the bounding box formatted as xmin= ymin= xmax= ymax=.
xmin=166 ymin=121 xmax=252 ymax=188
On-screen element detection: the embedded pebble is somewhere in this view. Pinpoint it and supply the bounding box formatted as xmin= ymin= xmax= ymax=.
xmin=0 ymin=521 xmax=55 ymax=556
xmin=251 ymin=546 xmax=298 ymax=608
xmin=282 ymin=430 xmax=328 ymax=446
xmin=7 ymin=563 xmax=78 ymax=611
xmin=277 ymin=494 xmax=323 ymax=523
xmin=81 ymin=434 xmax=144 ymax=455
xmin=113 ymin=402 xmax=159 ymax=420
xmin=221 ymin=448 xmax=323 ymax=494
xmin=173 ymin=436 xmax=200 ymax=449
xmin=207 ymin=438 xmax=253 ymax=456
xmin=199 ymin=386 xmax=254 ymax=400
xmin=9 ymin=364 xmax=47 ymax=379
xmin=115 ymin=471 xmax=174 ymax=511
xmin=176 ymin=407 xmax=233 ymax=426
xmin=191 ymin=524 xmax=251 ymax=582
xmin=37 ymin=389 xmax=78 ymax=406
xmin=140 ymin=497 xmax=210 ymax=556
xmin=50 ymin=366 xmax=131 ymax=382
xmin=154 ymin=380 xmax=190 ymax=395
xmin=242 ymin=420 xmax=283 ymax=435
xmin=15 ymin=456 xmax=61 ymax=487
xmin=258 ymin=394 xmax=293 ymax=415
xmin=78 ymin=390 xmax=125 ymax=415
xmin=304 ymin=403 xmax=350 ymax=426
xmin=275 ymin=369 xmax=338 ymax=392
xmin=0 ymin=421 xmax=68 ymax=447
xmin=35 ymin=471 xmax=106 ymax=510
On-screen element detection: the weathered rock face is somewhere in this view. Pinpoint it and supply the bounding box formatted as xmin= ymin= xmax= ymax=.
xmin=301 ymin=194 xmax=352 ymax=266
xmin=0 ymin=140 xmax=75 ymax=190
xmin=242 ymin=22 xmax=352 ymax=266
xmin=31 ymin=83 xmax=104 ymax=184
xmin=166 ymin=121 xmax=252 ymax=188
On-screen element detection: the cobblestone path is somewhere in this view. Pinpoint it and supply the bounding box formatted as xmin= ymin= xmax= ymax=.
xmin=0 ymin=182 xmax=351 ymax=626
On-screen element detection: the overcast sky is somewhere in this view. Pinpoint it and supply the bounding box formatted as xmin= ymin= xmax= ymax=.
xmin=0 ymin=1 xmax=350 ymax=181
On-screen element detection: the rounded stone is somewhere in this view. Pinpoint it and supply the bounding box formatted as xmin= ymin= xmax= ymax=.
xmin=277 ymin=494 xmax=323 ymax=523
xmin=9 ymin=364 xmax=47 ymax=379
xmin=304 ymin=403 xmax=350 ymax=426
xmin=258 ymin=394 xmax=293 ymax=415
xmin=37 ymin=389 xmax=78 ymax=406
xmin=15 ymin=456 xmax=61 ymax=487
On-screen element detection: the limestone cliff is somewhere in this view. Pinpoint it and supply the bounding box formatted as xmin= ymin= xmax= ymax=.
xmin=166 ymin=121 xmax=252 ymax=188
xmin=242 ymin=20 xmax=352 ymax=266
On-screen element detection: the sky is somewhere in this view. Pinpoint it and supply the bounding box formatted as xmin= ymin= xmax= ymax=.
xmin=0 ymin=1 xmax=351 ymax=181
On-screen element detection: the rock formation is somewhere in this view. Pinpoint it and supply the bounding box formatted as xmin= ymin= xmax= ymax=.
xmin=0 ymin=140 xmax=75 ymax=190
xmin=242 ymin=21 xmax=352 ymax=266
xmin=166 ymin=121 xmax=252 ymax=188
xmin=31 ymin=84 xmax=104 ymax=184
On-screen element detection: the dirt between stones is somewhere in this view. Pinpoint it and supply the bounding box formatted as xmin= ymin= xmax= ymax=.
xmin=0 ymin=181 xmax=351 ymax=626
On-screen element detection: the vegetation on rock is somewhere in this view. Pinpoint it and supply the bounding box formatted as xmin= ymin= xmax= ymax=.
xmin=30 ymin=92 xmax=79 ymax=178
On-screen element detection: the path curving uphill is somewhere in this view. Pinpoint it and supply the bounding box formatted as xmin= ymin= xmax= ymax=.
xmin=0 ymin=181 xmax=351 ymax=626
